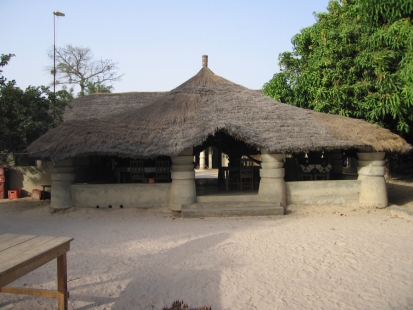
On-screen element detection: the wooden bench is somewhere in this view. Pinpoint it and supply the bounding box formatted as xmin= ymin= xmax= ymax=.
xmin=0 ymin=232 xmax=73 ymax=310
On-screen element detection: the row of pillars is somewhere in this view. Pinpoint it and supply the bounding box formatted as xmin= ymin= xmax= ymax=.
xmin=49 ymin=148 xmax=388 ymax=211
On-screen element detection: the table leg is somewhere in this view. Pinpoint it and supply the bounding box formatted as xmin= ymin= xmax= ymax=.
xmin=57 ymin=253 xmax=68 ymax=310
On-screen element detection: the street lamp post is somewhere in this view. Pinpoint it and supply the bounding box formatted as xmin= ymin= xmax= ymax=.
xmin=53 ymin=11 xmax=65 ymax=96
xmin=53 ymin=11 xmax=64 ymax=121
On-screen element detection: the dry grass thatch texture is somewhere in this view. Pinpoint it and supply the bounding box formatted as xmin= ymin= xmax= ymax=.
xmin=27 ymin=62 xmax=412 ymax=160
xmin=63 ymin=92 xmax=166 ymax=122
xmin=309 ymin=112 xmax=413 ymax=153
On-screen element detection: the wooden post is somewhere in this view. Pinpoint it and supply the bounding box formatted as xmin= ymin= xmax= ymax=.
xmin=57 ymin=253 xmax=68 ymax=310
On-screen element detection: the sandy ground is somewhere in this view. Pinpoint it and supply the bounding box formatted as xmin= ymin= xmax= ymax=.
xmin=0 ymin=178 xmax=413 ymax=310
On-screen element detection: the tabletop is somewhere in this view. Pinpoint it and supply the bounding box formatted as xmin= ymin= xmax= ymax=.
xmin=0 ymin=232 xmax=73 ymax=287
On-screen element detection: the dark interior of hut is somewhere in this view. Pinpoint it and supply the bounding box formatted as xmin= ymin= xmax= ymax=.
xmin=86 ymin=155 xmax=172 ymax=184
xmin=192 ymin=131 xmax=261 ymax=193
xmin=84 ymin=129 xmax=355 ymax=191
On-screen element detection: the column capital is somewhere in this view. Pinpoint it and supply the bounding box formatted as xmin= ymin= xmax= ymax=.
xmin=357 ymin=151 xmax=385 ymax=161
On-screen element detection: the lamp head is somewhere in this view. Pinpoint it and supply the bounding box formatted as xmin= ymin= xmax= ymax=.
xmin=53 ymin=11 xmax=65 ymax=17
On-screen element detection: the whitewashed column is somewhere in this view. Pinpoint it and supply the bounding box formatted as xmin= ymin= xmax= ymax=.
xmin=199 ymin=150 xmax=206 ymax=170
xmin=258 ymin=149 xmax=286 ymax=207
xmin=169 ymin=147 xmax=196 ymax=211
xmin=51 ymin=159 xmax=76 ymax=210
xmin=357 ymin=151 xmax=387 ymax=208
xmin=221 ymin=153 xmax=229 ymax=167
xmin=208 ymin=146 xmax=213 ymax=169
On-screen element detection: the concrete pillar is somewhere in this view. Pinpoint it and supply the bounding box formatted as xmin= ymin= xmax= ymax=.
xmin=199 ymin=150 xmax=206 ymax=170
xmin=50 ymin=157 xmax=91 ymax=210
xmin=208 ymin=146 xmax=213 ymax=169
xmin=258 ymin=149 xmax=286 ymax=207
xmin=329 ymin=151 xmax=343 ymax=176
xmin=357 ymin=151 xmax=387 ymax=208
xmin=169 ymin=147 xmax=196 ymax=211
xmin=221 ymin=153 xmax=228 ymax=167
xmin=51 ymin=159 xmax=76 ymax=210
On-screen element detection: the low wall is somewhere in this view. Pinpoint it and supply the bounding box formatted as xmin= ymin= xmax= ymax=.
xmin=69 ymin=180 xmax=361 ymax=209
xmin=286 ymin=180 xmax=361 ymax=205
xmin=71 ymin=183 xmax=171 ymax=208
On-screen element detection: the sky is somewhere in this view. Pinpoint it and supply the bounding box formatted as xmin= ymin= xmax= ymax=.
xmin=2 ymin=0 xmax=330 ymax=94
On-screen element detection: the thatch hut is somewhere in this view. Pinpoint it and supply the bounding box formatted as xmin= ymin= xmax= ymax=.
xmin=27 ymin=55 xmax=411 ymax=216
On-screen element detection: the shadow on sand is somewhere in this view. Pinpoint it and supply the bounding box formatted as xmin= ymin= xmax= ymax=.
xmin=69 ymin=233 xmax=231 ymax=310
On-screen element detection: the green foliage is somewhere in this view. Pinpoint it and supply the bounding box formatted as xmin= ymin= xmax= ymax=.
xmin=0 ymin=55 xmax=71 ymax=163
xmin=263 ymin=0 xmax=413 ymax=143
xmin=82 ymin=82 xmax=113 ymax=97
xmin=359 ymin=0 xmax=413 ymax=26
xmin=1 ymin=54 xmax=15 ymax=86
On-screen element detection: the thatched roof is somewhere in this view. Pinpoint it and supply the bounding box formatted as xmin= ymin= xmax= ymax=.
xmin=28 ymin=56 xmax=411 ymax=160
xmin=63 ymin=92 xmax=165 ymax=121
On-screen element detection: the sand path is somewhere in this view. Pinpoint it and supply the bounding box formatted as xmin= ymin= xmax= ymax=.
xmin=0 ymin=178 xmax=412 ymax=310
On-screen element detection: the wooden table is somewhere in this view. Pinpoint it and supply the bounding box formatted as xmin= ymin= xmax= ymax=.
xmin=218 ymin=166 xmax=260 ymax=191
xmin=0 ymin=233 xmax=73 ymax=310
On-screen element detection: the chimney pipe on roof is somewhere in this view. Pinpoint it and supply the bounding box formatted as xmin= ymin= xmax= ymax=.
xmin=202 ymin=55 xmax=208 ymax=67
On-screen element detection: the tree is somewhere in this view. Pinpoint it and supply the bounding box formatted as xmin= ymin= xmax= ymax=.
xmin=0 ymin=53 xmax=15 ymax=86
xmin=263 ymin=0 xmax=413 ymax=143
xmin=358 ymin=0 xmax=413 ymax=26
xmin=84 ymin=82 xmax=113 ymax=95
xmin=48 ymin=44 xmax=123 ymax=96
xmin=0 ymin=54 xmax=70 ymax=163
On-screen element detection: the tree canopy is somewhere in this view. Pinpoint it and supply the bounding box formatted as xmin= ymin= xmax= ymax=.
xmin=85 ymin=82 xmax=113 ymax=95
xmin=263 ymin=0 xmax=413 ymax=144
xmin=0 ymin=54 xmax=71 ymax=163
xmin=48 ymin=45 xmax=123 ymax=97
xmin=0 ymin=53 xmax=14 ymax=86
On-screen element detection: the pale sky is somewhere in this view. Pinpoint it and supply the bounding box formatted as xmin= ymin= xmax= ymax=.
xmin=2 ymin=0 xmax=330 ymax=93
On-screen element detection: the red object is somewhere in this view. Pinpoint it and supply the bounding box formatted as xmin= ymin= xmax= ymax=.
xmin=0 ymin=183 xmax=8 ymax=199
xmin=32 ymin=189 xmax=42 ymax=200
xmin=8 ymin=190 xmax=18 ymax=199
xmin=0 ymin=167 xmax=9 ymax=199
